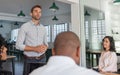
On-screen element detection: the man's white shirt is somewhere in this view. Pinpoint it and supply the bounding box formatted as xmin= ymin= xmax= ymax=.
xmin=30 ymin=56 xmax=101 ymax=75
xmin=16 ymin=21 xmax=48 ymax=57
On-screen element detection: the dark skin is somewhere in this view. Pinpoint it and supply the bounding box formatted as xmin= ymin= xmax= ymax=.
xmin=52 ymin=31 xmax=80 ymax=65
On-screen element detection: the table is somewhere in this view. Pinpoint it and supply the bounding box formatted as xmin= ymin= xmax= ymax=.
xmin=86 ymin=50 xmax=120 ymax=67
xmin=7 ymin=55 xmax=16 ymax=75
xmin=86 ymin=50 xmax=101 ymax=67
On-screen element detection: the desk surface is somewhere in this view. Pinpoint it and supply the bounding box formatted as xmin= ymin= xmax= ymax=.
xmin=87 ymin=50 xmax=120 ymax=54
xmin=0 ymin=56 xmax=16 ymax=61
xmin=7 ymin=55 xmax=16 ymax=59
xmin=87 ymin=50 xmax=102 ymax=53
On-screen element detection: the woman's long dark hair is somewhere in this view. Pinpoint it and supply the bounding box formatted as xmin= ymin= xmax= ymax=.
xmin=102 ymin=36 xmax=116 ymax=52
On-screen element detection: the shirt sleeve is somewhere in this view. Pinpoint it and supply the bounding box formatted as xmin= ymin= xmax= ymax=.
xmin=98 ymin=52 xmax=104 ymax=70
xmin=102 ymin=52 xmax=117 ymax=72
xmin=43 ymin=28 xmax=48 ymax=47
xmin=15 ymin=26 xmax=26 ymax=51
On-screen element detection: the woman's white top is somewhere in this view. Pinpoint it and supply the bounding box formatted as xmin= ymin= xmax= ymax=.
xmin=99 ymin=51 xmax=117 ymax=72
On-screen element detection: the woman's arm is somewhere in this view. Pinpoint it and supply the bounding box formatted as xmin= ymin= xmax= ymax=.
xmin=98 ymin=52 xmax=104 ymax=71
xmin=100 ymin=52 xmax=117 ymax=72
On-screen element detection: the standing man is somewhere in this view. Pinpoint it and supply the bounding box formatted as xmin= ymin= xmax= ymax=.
xmin=16 ymin=5 xmax=48 ymax=75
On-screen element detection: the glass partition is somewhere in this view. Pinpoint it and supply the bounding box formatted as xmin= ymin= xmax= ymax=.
xmin=84 ymin=6 xmax=105 ymax=67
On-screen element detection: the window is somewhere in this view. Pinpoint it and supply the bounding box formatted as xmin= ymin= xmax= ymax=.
xmin=97 ymin=19 xmax=106 ymax=41
xmin=45 ymin=23 xmax=69 ymax=42
xmin=45 ymin=25 xmax=51 ymax=42
xmin=90 ymin=19 xmax=106 ymax=49
xmin=85 ymin=21 xmax=89 ymax=39
xmin=85 ymin=21 xmax=89 ymax=49
xmin=52 ymin=23 xmax=69 ymax=42
xmin=91 ymin=19 xmax=105 ymax=42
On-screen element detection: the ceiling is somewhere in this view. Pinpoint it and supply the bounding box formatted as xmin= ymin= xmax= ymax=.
xmin=0 ymin=0 xmax=71 ymax=17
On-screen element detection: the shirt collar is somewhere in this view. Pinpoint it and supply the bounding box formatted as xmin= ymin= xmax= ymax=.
xmin=47 ymin=56 xmax=76 ymax=66
xmin=30 ymin=20 xmax=40 ymax=26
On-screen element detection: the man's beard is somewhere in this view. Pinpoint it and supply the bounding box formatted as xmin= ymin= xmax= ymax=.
xmin=32 ymin=16 xmax=40 ymax=20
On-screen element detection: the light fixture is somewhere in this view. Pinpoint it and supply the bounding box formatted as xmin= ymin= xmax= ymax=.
xmin=14 ymin=22 xmax=19 ymax=25
xmin=113 ymin=0 xmax=120 ymax=5
xmin=84 ymin=10 xmax=91 ymax=16
xmin=0 ymin=24 xmax=3 ymax=28
xmin=49 ymin=2 xmax=59 ymax=11
xmin=17 ymin=10 xmax=25 ymax=17
xmin=111 ymin=30 xmax=119 ymax=34
xmin=52 ymin=16 xmax=58 ymax=21
xmin=113 ymin=0 xmax=120 ymax=3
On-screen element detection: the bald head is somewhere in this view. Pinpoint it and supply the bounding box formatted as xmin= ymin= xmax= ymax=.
xmin=53 ymin=31 xmax=80 ymax=64
xmin=53 ymin=31 xmax=80 ymax=56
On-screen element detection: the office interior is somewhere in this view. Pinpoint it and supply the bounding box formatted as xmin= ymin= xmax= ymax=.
xmin=0 ymin=0 xmax=120 ymax=75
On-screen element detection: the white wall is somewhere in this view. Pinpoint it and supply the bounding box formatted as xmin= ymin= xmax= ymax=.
xmin=0 ymin=13 xmax=30 ymax=22
xmin=0 ymin=22 xmax=11 ymax=40
xmin=84 ymin=0 xmax=105 ymax=12
xmin=84 ymin=0 xmax=99 ymax=10
xmin=104 ymin=0 xmax=120 ymax=52
xmin=41 ymin=13 xmax=71 ymax=25
xmin=105 ymin=0 xmax=120 ymax=38
xmin=56 ymin=0 xmax=79 ymax=4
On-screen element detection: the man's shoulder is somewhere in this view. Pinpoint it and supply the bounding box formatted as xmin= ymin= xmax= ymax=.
xmin=74 ymin=66 xmax=101 ymax=75
xmin=22 ymin=21 xmax=31 ymax=26
xmin=20 ymin=21 xmax=31 ymax=29
xmin=40 ymin=24 xmax=46 ymax=30
xmin=29 ymin=65 xmax=101 ymax=75
xmin=40 ymin=24 xmax=45 ymax=27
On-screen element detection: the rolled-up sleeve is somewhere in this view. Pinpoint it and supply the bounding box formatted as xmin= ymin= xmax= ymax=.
xmin=43 ymin=28 xmax=48 ymax=47
xmin=16 ymin=26 xmax=26 ymax=51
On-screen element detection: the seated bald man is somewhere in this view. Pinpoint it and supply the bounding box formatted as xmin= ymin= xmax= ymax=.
xmin=30 ymin=31 xmax=101 ymax=75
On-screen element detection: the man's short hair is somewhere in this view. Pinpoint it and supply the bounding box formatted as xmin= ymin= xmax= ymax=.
xmin=31 ymin=5 xmax=42 ymax=13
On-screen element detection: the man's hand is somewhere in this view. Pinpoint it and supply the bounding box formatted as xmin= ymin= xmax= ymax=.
xmin=34 ymin=45 xmax=48 ymax=53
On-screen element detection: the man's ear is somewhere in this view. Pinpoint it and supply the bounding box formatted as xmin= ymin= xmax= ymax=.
xmin=76 ymin=46 xmax=80 ymax=65
xmin=76 ymin=46 xmax=80 ymax=58
xmin=52 ymin=48 xmax=55 ymax=56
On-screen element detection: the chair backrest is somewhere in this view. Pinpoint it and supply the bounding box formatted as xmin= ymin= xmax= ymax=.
xmin=0 ymin=70 xmax=12 ymax=75
xmin=117 ymin=56 xmax=120 ymax=70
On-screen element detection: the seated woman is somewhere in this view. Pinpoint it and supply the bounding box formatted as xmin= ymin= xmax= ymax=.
xmin=98 ymin=36 xmax=117 ymax=73
xmin=0 ymin=34 xmax=12 ymax=75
